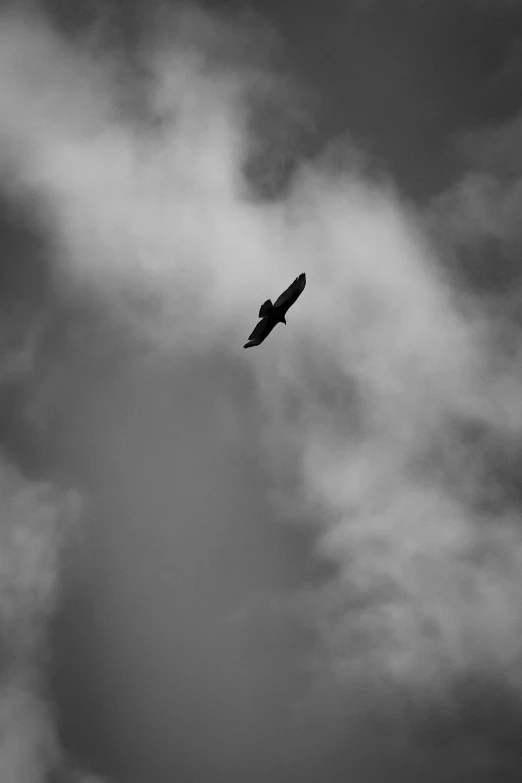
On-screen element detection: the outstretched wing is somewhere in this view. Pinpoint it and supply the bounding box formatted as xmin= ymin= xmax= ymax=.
xmin=273 ymin=273 xmax=306 ymax=315
xmin=248 ymin=318 xmax=271 ymax=341
xmin=243 ymin=317 xmax=276 ymax=348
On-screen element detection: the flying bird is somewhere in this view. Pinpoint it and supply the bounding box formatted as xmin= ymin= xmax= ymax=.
xmin=243 ymin=273 xmax=306 ymax=348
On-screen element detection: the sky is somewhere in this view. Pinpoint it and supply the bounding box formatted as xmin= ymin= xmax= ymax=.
xmin=3 ymin=0 xmax=522 ymax=781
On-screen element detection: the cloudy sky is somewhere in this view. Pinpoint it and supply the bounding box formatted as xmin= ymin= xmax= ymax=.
xmin=3 ymin=0 xmax=522 ymax=781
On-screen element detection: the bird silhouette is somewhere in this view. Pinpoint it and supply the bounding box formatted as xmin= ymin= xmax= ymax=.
xmin=244 ymin=273 xmax=306 ymax=348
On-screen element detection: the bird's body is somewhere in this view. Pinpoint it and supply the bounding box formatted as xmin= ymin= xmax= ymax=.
xmin=244 ymin=273 xmax=306 ymax=348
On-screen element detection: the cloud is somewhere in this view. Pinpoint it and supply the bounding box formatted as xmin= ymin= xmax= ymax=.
xmin=0 ymin=451 xmax=85 ymax=782
xmin=3 ymin=2 xmax=522 ymax=780
xmin=0 ymin=197 xmax=99 ymax=777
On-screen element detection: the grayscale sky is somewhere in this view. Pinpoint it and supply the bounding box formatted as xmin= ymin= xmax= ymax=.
xmin=3 ymin=1 xmax=522 ymax=782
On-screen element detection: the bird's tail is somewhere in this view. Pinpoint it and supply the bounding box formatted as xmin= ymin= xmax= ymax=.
xmin=258 ymin=299 xmax=273 ymax=318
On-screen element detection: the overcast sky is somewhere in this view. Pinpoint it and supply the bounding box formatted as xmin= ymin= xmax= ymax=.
xmin=3 ymin=1 xmax=522 ymax=782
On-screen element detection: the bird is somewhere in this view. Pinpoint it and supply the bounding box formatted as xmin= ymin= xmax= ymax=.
xmin=243 ymin=273 xmax=306 ymax=348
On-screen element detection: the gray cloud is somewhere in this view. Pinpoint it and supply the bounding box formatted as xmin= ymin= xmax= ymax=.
xmin=0 ymin=452 xmax=85 ymax=782
xmin=2 ymin=2 xmax=522 ymax=781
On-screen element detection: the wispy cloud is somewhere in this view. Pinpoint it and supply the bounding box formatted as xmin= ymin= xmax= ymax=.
xmin=0 ymin=453 xmax=84 ymax=782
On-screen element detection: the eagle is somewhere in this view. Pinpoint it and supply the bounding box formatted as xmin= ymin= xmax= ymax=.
xmin=243 ymin=273 xmax=306 ymax=348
